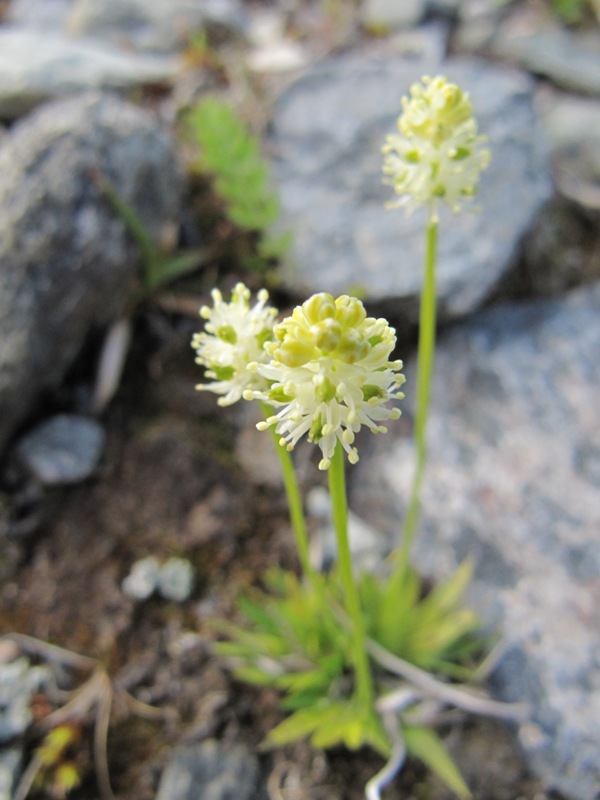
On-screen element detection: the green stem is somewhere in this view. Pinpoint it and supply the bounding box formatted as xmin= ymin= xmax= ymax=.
xmin=397 ymin=218 xmax=439 ymax=573
xmin=328 ymin=444 xmax=373 ymax=709
xmin=260 ymin=402 xmax=315 ymax=584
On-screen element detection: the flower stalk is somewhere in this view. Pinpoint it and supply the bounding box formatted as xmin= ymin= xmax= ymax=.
xmin=329 ymin=443 xmax=373 ymax=710
xmin=260 ymin=400 xmax=316 ymax=585
xmin=396 ymin=217 xmax=438 ymax=573
xmin=383 ymin=75 xmax=489 ymax=571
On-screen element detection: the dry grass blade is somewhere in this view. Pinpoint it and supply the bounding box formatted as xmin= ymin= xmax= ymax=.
xmin=368 ymin=638 xmax=529 ymax=722
xmin=3 ymin=632 xmax=98 ymax=671
xmin=94 ymin=670 xmax=117 ymax=800
xmin=3 ymin=634 xmax=161 ymax=800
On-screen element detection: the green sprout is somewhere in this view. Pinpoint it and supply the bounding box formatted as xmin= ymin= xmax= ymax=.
xmin=187 ymin=96 xmax=292 ymax=272
xmin=93 ymin=172 xmax=206 ymax=295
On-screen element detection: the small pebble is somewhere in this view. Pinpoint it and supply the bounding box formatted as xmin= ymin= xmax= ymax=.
xmin=122 ymin=556 xmax=195 ymax=602
xmin=156 ymin=740 xmax=260 ymax=800
xmin=122 ymin=556 xmax=161 ymax=600
xmin=157 ymin=557 xmax=195 ymax=602
xmin=15 ymin=414 xmax=105 ymax=485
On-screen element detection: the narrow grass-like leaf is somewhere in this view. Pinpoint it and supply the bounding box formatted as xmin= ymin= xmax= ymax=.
xmin=403 ymin=725 xmax=471 ymax=799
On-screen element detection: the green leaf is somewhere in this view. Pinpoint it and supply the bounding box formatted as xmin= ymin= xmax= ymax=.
xmin=145 ymin=249 xmax=208 ymax=291
xmin=187 ymin=95 xmax=291 ymax=269
xmin=311 ymin=710 xmax=365 ymax=750
xmin=234 ymin=666 xmax=283 ymax=687
xmin=267 ymin=706 xmax=332 ymax=746
xmin=259 ymin=230 xmax=293 ymax=260
xmin=403 ymin=725 xmax=471 ymax=799
xmin=418 ymin=561 xmax=473 ymax=619
xmin=363 ymin=563 xmax=422 ymax=654
xmin=213 ymin=621 xmax=288 ymax=658
xmin=235 ymin=595 xmax=283 ymax=637
xmin=268 ymin=702 xmax=384 ymax=754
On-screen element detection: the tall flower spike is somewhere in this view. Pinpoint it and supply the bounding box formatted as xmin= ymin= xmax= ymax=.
xmin=248 ymin=293 xmax=406 ymax=470
xmin=192 ymin=283 xmax=277 ymax=406
xmin=382 ymin=75 xmax=490 ymax=219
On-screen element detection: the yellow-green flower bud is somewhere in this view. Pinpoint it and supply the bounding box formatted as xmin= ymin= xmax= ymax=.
xmin=382 ymin=75 xmax=490 ymax=219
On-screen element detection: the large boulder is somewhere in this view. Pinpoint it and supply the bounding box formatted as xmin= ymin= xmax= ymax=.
xmin=0 ymin=91 xmax=183 ymax=455
xmin=67 ymin=0 xmax=248 ymax=54
xmin=0 ymin=29 xmax=179 ymax=121
xmin=350 ymin=282 xmax=600 ymax=799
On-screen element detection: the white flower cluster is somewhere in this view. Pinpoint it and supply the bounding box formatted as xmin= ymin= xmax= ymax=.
xmin=193 ymin=286 xmax=405 ymax=470
xmin=382 ymin=75 xmax=490 ymax=218
xmin=191 ymin=283 xmax=277 ymax=406
xmin=246 ymin=293 xmax=406 ymax=470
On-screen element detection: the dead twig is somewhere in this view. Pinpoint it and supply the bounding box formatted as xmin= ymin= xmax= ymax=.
xmin=3 ymin=633 xmax=163 ymax=800
xmin=368 ymin=638 xmax=529 ymax=723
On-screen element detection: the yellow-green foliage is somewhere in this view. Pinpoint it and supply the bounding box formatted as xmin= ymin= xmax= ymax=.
xmin=550 ymin=0 xmax=591 ymax=21
xmin=216 ymin=564 xmax=485 ymax=797
xmin=187 ymin=96 xmax=291 ymax=264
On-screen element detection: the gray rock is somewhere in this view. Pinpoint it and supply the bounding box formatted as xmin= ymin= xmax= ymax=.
xmin=0 ymin=92 xmax=183 ymax=455
xmin=429 ymin=0 xmax=464 ymax=15
xmin=0 ymin=748 xmax=21 ymax=800
xmin=0 ymin=657 xmax=51 ymax=743
xmin=0 ymin=28 xmax=179 ymax=120
xmin=122 ymin=556 xmax=162 ymax=600
xmin=15 ymin=414 xmax=105 ymax=485
xmin=0 ymin=656 xmax=53 ymax=799
xmin=537 ymin=90 xmax=600 ymax=153
xmin=500 ymin=21 xmax=600 ymax=98
xmin=157 ymin=557 xmax=195 ymax=602
xmin=270 ymin=46 xmax=551 ymax=324
xmin=453 ymin=0 xmax=512 ymax=54
xmin=536 ymin=89 xmax=600 ymax=209
xmin=67 ymin=0 xmax=248 ymax=54
xmin=350 ymin=283 xmax=600 ymax=799
xmin=361 ymin=0 xmax=426 ymax=30
xmin=122 ymin=556 xmax=195 ymax=601
xmin=5 ymin=0 xmax=73 ymax=31
xmin=457 ymin=3 xmax=600 ymax=97
xmin=156 ymin=740 xmax=261 ymax=800
xmin=504 ymin=89 xmax=600 ymax=293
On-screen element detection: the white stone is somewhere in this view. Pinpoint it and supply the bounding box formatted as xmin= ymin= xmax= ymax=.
xmin=122 ymin=557 xmax=161 ymax=600
xmin=157 ymin=558 xmax=195 ymax=602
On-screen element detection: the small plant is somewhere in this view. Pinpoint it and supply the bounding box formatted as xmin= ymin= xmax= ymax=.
xmin=187 ymin=96 xmax=292 ymax=271
xmin=93 ymin=171 xmax=207 ymax=295
xmin=191 ymin=77 xmax=526 ymax=798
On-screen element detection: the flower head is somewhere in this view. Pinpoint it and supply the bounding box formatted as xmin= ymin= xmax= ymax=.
xmin=248 ymin=293 xmax=406 ymax=470
xmin=192 ymin=282 xmax=277 ymax=405
xmin=382 ymin=75 xmax=490 ymax=219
